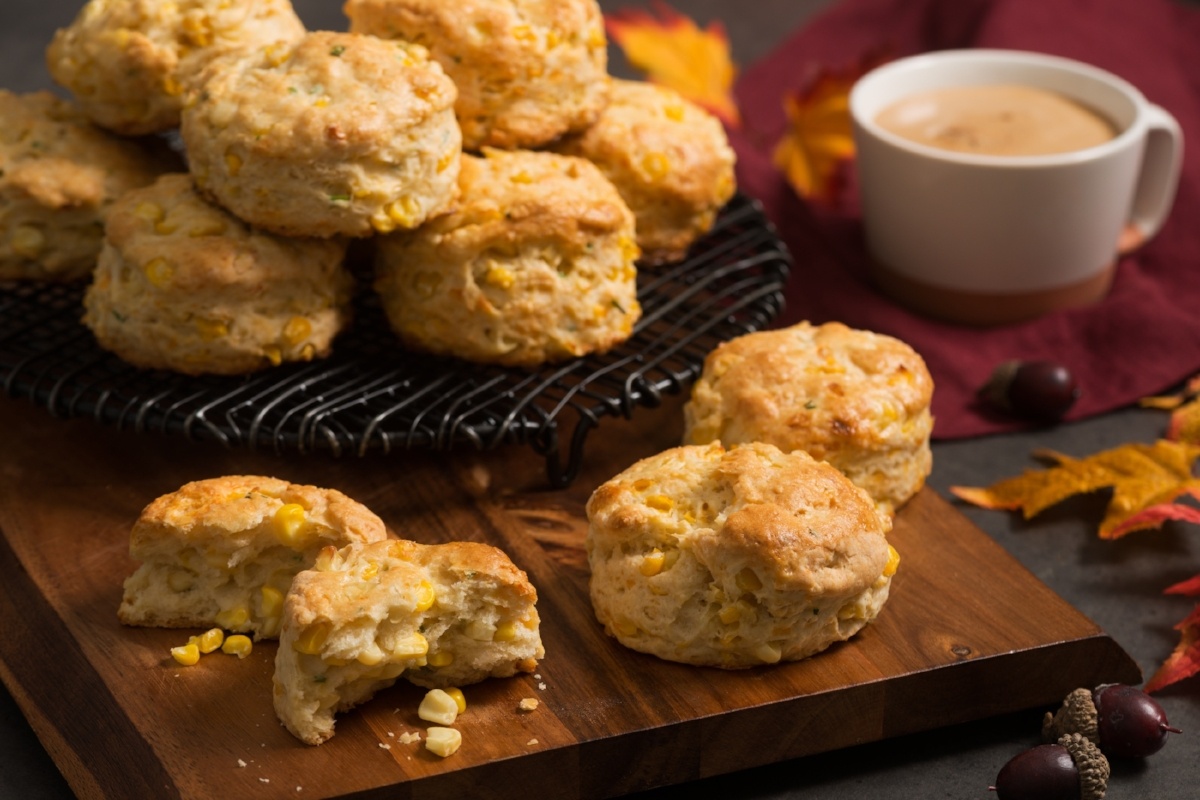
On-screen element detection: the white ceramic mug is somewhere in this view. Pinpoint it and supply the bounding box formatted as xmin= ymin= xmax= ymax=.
xmin=849 ymin=49 xmax=1183 ymax=325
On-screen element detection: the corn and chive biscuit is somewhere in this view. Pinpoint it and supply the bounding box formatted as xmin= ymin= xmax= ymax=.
xmin=553 ymin=79 xmax=737 ymax=265
xmin=0 ymin=90 xmax=178 ymax=282
xmin=119 ymin=476 xmax=388 ymax=640
xmin=181 ymin=30 xmax=461 ymax=239
xmin=274 ymin=538 xmax=543 ymax=745
xmin=373 ymin=148 xmax=641 ymax=366
xmin=683 ymin=322 xmax=934 ymax=517
xmin=46 ymin=0 xmax=306 ymax=135
xmin=82 ymin=173 xmax=353 ymax=375
xmin=586 ymin=442 xmax=897 ymax=669
xmin=345 ymin=0 xmax=610 ymax=151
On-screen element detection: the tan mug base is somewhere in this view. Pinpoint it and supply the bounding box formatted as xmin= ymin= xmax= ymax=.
xmin=868 ymin=261 xmax=1115 ymax=326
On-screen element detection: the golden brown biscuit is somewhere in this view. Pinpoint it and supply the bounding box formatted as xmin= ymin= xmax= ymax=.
xmin=118 ymin=475 xmax=388 ymax=639
xmin=274 ymin=538 xmax=544 ymax=745
xmin=373 ymin=148 xmax=641 ymax=366
xmin=82 ymin=173 xmax=353 ymax=375
xmin=553 ymin=79 xmax=737 ymax=265
xmin=46 ymin=0 xmax=306 ymax=135
xmin=586 ymin=442 xmax=897 ymax=668
xmin=0 ymin=90 xmax=177 ymax=281
xmin=683 ymin=322 xmax=934 ymax=516
xmin=181 ymin=31 xmax=461 ymax=238
xmin=345 ymin=0 xmax=610 ymax=151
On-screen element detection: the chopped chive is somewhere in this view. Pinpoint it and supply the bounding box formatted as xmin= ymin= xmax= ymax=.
xmin=611 ymin=299 xmax=626 ymax=313
xmin=330 ymin=45 xmax=345 ymax=57
xmin=328 ymin=193 xmax=351 ymax=203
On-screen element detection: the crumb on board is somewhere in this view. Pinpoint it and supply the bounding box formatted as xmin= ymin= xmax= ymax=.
xmin=237 ymin=759 xmax=247 ymax=768
xmin=538 ymin=682 xmax=547 ymax=690
xmin=379 ymin=742 xmax=392 ymax=750
xmin=400 ymin=731 xmax=421 ymax=744
xmin=518 ymin=697 xmax=539 ymax=712
xmin=527 ymin=738 xmax=539 ymax=746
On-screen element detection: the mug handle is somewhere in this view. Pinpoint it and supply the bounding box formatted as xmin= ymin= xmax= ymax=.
xmin=1120 ymin=103 xmax=1184 ymax=253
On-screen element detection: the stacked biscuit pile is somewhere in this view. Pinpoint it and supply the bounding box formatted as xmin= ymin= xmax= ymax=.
xmin=2 ymin=0 xmax=737 ymax=374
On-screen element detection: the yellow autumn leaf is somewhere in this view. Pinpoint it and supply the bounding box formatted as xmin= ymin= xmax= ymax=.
xmin=1141 ymin=372 xmax=1200 ymax=446
xmin=950 ymin=439 xmax=1200 ymax=539
xmin=772 ymin=55 xmax=885 ymax=205
xmin=606 ymin=3 xmax=740 ymax=126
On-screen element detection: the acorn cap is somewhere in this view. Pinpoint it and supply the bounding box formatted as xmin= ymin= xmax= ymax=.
xmin=1042 ymin=687 xmax=1100 ymax=746
xmin=1058 ymin=732 xmax=1110 ymax=800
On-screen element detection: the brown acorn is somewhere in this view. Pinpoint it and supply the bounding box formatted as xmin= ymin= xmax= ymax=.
xmin=991 ymin=733 xmax=1110 ymax=800
xmin=1043 ymin=683 xmax=1182 ymax=758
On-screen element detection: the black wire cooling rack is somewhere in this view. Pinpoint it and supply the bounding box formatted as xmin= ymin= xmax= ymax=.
xmin=0 ymin=194 xmax=790 ymax=487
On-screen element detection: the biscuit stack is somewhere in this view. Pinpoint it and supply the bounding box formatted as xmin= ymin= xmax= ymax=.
xmin=2 ymin=0 xmax=739 ymax=376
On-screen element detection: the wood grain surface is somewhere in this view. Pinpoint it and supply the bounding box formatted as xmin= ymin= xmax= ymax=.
xmin=0 ymin=393 xmax=1140 ymax=800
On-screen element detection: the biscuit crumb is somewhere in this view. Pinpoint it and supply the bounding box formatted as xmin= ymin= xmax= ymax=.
xmin=237 ymin=759 xmax=247 ymax=768
xmin=399 ymin=731 xmax=421 ymax=744
xmin=379 ymin=743 xmax=391 ymax=750
xmin=518 ymin=698 xmax=539 ymax=712
xmin=538 ymin=682 xmax=547 ymax=690
xmin=259 ymin=778 xmax=270 ymax=784
xmin=527 ymin=738 xmax=539 ymax=746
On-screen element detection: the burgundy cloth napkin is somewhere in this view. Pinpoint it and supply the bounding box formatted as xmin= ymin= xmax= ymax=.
xmin=727 ymin=0 xmax=1200 ymax=438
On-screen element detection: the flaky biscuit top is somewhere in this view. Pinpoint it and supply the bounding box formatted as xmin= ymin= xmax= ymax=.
xmin=184 ymin=31 xmax=457 ymax=162
xmin=587 ymin=442 xmax=891 ymax=599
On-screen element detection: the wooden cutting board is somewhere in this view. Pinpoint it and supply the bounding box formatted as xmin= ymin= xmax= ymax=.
xmin=0 ymin=393 xmax=1139 ymax=800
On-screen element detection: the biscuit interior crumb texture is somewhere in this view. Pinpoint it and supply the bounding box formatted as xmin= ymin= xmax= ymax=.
xmin=47 ymin=0 xmax=306 ymax=135
xmin=0 ymin=90 xmax=177 ymax=281
xmin=274 ymin=538 xmax=544 ymax=745
xmin=373 ymin=148 xmax=641 ymax=367
xmin=118 ymin=475 xmax=388 ymax=639
xmin=82 ymin=173 xmax=354 ymax=376
xmin=553 ymin=78 xmax=736 ymax=265
xmin=345 ymin=0 xmax=610 ymax=150
xmin=181 ymin=31 xmax=461 ymax=238
xmin=684 ymin=321 xmax=934 ymax=517
xmin=586 ymin=442 xmax=895 ymax=668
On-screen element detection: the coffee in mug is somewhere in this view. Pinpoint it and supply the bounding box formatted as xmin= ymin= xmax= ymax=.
xmin=874 ymin=84 xmax=1117 ymax=156
xmin=849 ymin=50 xmax=1183 ymax=326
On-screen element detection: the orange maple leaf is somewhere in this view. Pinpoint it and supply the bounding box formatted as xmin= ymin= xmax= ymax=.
xmin=1145 ymin=602 xmax=1200 ymax=693
xmin=772 ymin=55 xmax=887 ymax=206
xmin=1142 ymin=372 xmax=1200 ymax=445
xmin=950 ymin=440 xmax=1200 ymax=539
xmin=605 ymin=2 xmax=740 ymax=127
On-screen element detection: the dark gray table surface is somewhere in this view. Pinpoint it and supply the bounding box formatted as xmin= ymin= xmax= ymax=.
xmin=2 ymin=1 xmax=1197 ymax=798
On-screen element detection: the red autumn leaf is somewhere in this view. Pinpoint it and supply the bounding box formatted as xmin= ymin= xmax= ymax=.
xmin=1165 ymin=573 xmax=1200 ymax=596
xmin=1106 ymin=500 xmax=1200 ymax=539
xmin=950 ymin=440 xmax=1200 ymax=539
xmin=605 ymin=2 xmax=741 ymax=126
xmin=1144 ymin=603 xmax=1200 ymax=693
xmin=772 ymin=53 xmax=887 ymax=206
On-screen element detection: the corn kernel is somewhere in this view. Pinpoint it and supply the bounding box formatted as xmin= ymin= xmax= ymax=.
xmin=357 ymin=641 xmax=385 ymax=666
xmin=273 ymin=503 xmax=308 ymax=547
xmin=664 ymin=103 xmax=685 ymax=122
xmin=194 ymin=317 xmax=229 ymax=340
xmin=154 ymin=218 xmax=179 ymax=235
xmin=427 ymin=650 xmax=454 ymax=668
xmin=393 ymin=632 xmax=428 ymax=658
xmin=282 ymin=316 xmax=312 ymax=346
xmin=264 ymin=346 xmax=283 ymax=367
xmin=545 ymin=29 xmax=561 ymax=49
xmin=133 ymin=202 xmax=165 ymax=223
xmin=293 ymin=622 xmax=330 ymax=655
xmin=510 ymin=170 xmax=533 ymax=184
xmin=314 ymin=545 xmax=336 ymax=571
xmin=143 ymin=257 xmax=174 ymax=288
xmin=260 ymin=585 xmax=284 ymax=618
xmin=436 ymin=150 xmax=456 ymax=173
xmin=631 ymin=478 xmax=652 ymax=491
xmin=385 ymin=196 xmax=421 ymax=228
xmin=425 ymin=727 xmax=462 ymax=758
xmin=735 ymin=568 xmax=762 ymax=594
xmin=641 ymin=152 xmax=670 ymax=181
xmin=222 ymin=634 xmax=253 ymax=658
xmin=224 ymin=152 xmax=242 ymax=176
xmin=613 ymin=619 xmax=638 ymax=637
xmin=215 ymin=605 xmax=249 ymax=630
xmin=312 ymin=96 xmax=330 ymax=108
xmin=755 ymin=643 xmax=782 ymax=664
xmin=196 ymin=627 xmax=224 ymax=654
xmin=162 ymin=75 xmax=183 ymax=97
xmin=883 ymin=544 xmax=900 ymax=578
xmin=493 ymin=621 xmax=517 ymax=642
xmin=10 ymin=226 xmax=45 ymax=259
xmin=181 ymin=15 xmax=213 ymax=47
xmin=718 ymin=605 xmax=741 ymax=625
xmin=300 ymin=343 xmax=316 ymax=361
xmin=640 ymin=548 xmax=665 ymax=577
xmin=414 ymin=580 xmax=435 ymax=612
xmin=167 ymin=568 xmax=194 ymax=592
xmin=618 ymin=235 xmax=640 ymax=264
xmin=512 ymin=24 xmax=536 ymax=42
xmin=188 ymin=218 xmax=226 ymax=237
xmin=418 ymin=688 xmax=459 ymax=725
xmin=446 ymin=687 xmax=467 ymax=713
xmin=586 ymin=27 xmax=606 ymax=48
xmin=484 ymin=266 xmax=515 ymax=290
xmin=370 ymin=211 xmax=397 ymax=234
xmin=171 ymin=642 xmax=200 ymax=666
xmin=360 ymin=560 xmax=379 ymax=582
xmin=646 ymin=495 xmax=673 ymax=512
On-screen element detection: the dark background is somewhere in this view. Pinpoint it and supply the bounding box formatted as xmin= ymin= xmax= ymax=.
xmin=1 ymin=1 xmax=1198 ymax=798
